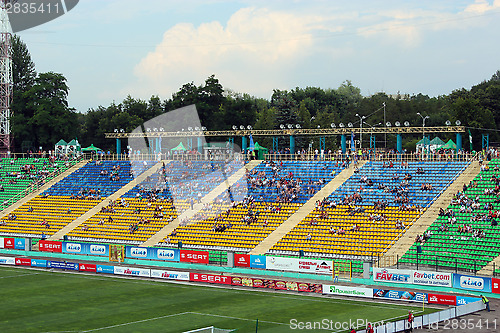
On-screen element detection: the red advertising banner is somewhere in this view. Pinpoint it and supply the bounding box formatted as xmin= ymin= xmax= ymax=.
xmin=231 ymin=276 xmax=242 ymax=286
xmin=15 ymin=258 xmax=31 ymax=266
xmin=274 ymin=280 xmax=287 ymax=290
xmin=190 ymin=272 xmax=231 ymax=285
xmin=252 ymin=278 xmax=266 ymax=288
xmin=79 ymin=263 xmax=97 ymax=272
xmin=38 ymin=240 xmax=62 ymax=253
xmin=4 ymin=238 xmax=14 ymax=249
xmin=234 ymin=253 xmax=250 ymax=267
xmin=492 ymin=278 xmax=500 ymax=294
xmin=297 ymin=282 xmax=323 ymax=293
xmin=428 ymin=293 xmax=456 ymax=305
xmin=180 ymin=250 xmax=209 ymax=264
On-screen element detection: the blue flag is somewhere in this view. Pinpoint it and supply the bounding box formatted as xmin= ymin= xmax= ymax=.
xmin=249 ymin=134 xmax=255 ymax=151
xmin=351 ymin=132 xmax=355 ymax=151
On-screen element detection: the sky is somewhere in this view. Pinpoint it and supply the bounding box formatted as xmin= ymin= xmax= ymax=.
xmin=16 ymin=0 xmax=500 ymax=113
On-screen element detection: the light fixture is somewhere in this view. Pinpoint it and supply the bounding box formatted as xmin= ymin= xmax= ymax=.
xmin=154 ymin=128 xmax=158 ymax=132
xmin=296 ymin=124 xmax=301 ymax=129
xmin=240 ymin=125 xmax=245 ymax=130
xmin=232 ymin=125 xmax=237 ymax=130
xmin=120 ymin=129 xmax=125 ymax=133
xmin=404 ymin=121 xmax=410 ymax=127
xmin=386 ymin=122 xmax=391 ymax=127
xmin=280 ymin=124 xmax=285 ymax=129
xmin=348 ymin=122 xmax=353 ymax=128
xmin=330 ymin=123 xmax=336 ymax=128
xmin=455 ymin=120 xmax=461 ymax=126
xmin=445 ymin=120 xmax=451 ymax=126
xmin=146 ymin=128 xmax=151 ymax=132
xmin=339 ymin=123 xmax=345 ymax=128
xmin=247 ymin=125 xmax=252 ymax=130
xmin=159 ymin=127 xmax=164 ymax=131
xmin=395 ymin=121 xmax=401 ymax=127
xmin=195 ymin=126 xmax=200 ymax=131
xmin=317 ymin=125 xmax=321 ymax=128
xmin=114 ymin=129 xmax=118 ymax=133
xmin=201 ymin=126 xmax=207 ymax=130
xmin=181 ymin=128 xmax=184 ymax=132
xmin=287 ymin=124 xmax=293 ymax=129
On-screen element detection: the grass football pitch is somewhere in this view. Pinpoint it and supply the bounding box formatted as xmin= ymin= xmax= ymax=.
xmin=0 ymin=266 xmax=437 ymax=332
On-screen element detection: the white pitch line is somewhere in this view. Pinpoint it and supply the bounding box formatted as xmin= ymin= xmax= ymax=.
xmin=79 ymin=312 xmax=192 ymax=332
xmin=0 ymin=272 xmax=39 ymax=279
xmin=187 ymin=311 xmax=288 ymax=326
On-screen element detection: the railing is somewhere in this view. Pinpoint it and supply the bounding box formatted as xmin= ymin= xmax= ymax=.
xmin=0 ymin=156 xmax=83 ymax=213
xmin=264 ymin=151 xmax=479 ymax=162
xmin=82 ymin=152 xmax=243 ymax=162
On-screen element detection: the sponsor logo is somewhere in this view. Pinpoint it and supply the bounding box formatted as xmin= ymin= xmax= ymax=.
xmin=121 ymin=268 xmax=143 ymax=276
xmin=375 ymin=269 xmax=410 ymax=283
xmin=430 ymin=295 xmax=437 ymax=302
xmin=184 ymin=253 xmax=207 ymax=260
xmin=460 ymin=276 xmax=484 ymax=290
xmin=130 ymin=247 xmax=147 ymax=258
xmin=90 ymin=244 xmax=106 ymax=255
xmin=66 ymin=243 xmax=82 ymax=253
xmin=157 ymin=249 xmax=175 ymax=259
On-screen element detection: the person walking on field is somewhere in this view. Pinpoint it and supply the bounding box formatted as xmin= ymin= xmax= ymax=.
xmin=481 ymin=295 xmax=490 ymax=312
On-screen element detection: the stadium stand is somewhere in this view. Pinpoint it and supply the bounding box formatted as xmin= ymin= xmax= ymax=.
xmin=0 ymin=160 xmax=155 ymax=238
xmin=401 ymin=159 xmax=500 ymax=273
xmin=0 ymin=157 xmax=76 ymax=209
xmin=157 ymin=161 xmax=346 ymax=251
xmin=269 ymin=160 xmax=470 ymax=258
xmin=67 ymin=160 xmax=243 ymax=244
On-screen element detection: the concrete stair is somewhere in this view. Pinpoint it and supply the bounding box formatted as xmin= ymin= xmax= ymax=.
xmin=250 ymin=161 xmax=367 ymax=255
xmin=49 ymin=161 xmax=163 ymax=241
xmin=141 ymin=160 xmax=262 ymax=247
xmin=0 ymin=160 xmax=87 ymax=219
xmin=380 ymin=161 xmax=481 ymax=265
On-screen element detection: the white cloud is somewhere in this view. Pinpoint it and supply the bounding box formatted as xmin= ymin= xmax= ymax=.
xmin=131 ymin=7 xmax=334 ymax=98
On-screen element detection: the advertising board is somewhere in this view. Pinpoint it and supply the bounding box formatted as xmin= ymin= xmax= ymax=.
xmin=114 ymin=266 xmax=150 ymax=277
xmin=249 ymin=255 xmax=266 ymax=269
xmin=0 ymin=256 xmax=15 ymax=265
xmin=322 ymin=285 xmax=373 ymax=298
xmin=38 ymin=240 xmax=62 ymax=253
xmin=428 ymin=293 xmax=456 ymax=306
xmin=150 ymin=269 xmax=189 ymax=281
xmin=412 ymin=270 xmax=452 ymax=287
xmin=180 ymin=250 xmax=209 ymax=264
xmin=452 ymin=274 xmax=492 ymax=293
xmin=190 ymin=272 xmax=231 ymax=285
xmin=234 ymin=253 xmax=250 ymax=267
xmin=373 ymin=268 xmax=412 ymax=284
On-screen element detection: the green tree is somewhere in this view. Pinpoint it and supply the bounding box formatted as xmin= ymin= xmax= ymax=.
xmin=25 ymin=72 xmax=78 ymax=149
xmin=10 ymin=34 xmax=37 ymax=152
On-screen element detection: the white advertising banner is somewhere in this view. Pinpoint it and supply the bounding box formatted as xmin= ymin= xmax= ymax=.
xmin=0 ymin=256 xmax=15 ymax=265
xmin=0 ymin=237 xmax=3 ymax=249
xmin=322 ymin=284 xmax=373 ymax=298
xmin=266 ymin=256 xmax=332 ymax=275
xmin=114 ymin=266 xmax=150 ymax=278
xmin=412 ymin=270 xmax=452 ymax=288
xmin=150 ymin=269 xmax=190 ymax=281
xmin=373 ymin=267 xmax=412 ymax=284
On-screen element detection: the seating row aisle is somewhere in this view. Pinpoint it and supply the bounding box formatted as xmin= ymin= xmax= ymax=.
xmin=269 ymin=161 xmax=469 ymax=259
xmin=161 ymin=202 xmax=301 ymax=250
xmin=0 ymin=196 xmax=101 ymax=237
xmin=68 ymin=198 xmax=189 ymax=244
xmin=400 ymin=159 xmax=500 ymax=272
xmin=270 ymin=205 xmax=420 ymax=257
